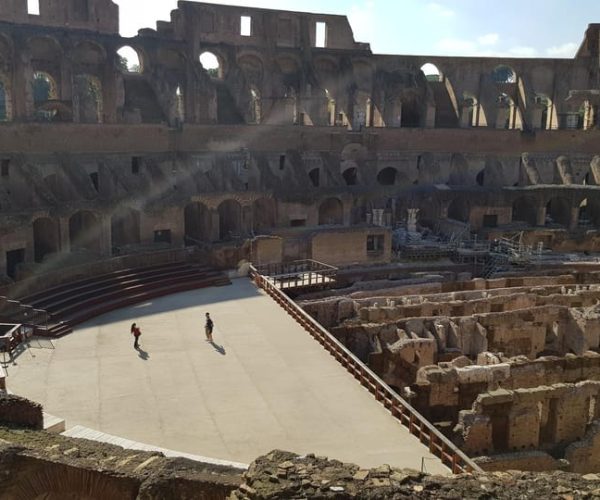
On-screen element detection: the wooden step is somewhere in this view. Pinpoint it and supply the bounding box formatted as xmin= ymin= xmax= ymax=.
xmin=19 ymin=261 xmax=204 ymax=304
xmin=35 ymin=273 xmax=231 ymax=338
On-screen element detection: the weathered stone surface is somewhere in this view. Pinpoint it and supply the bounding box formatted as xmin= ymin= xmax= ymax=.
xmin=230 ymin=450 xmax=600 ymax=499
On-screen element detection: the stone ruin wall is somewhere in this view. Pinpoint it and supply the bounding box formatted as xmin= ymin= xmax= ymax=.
xmin=4 ymin=424 xmax=600 ymax=499
xmin=298 ymin=271 xmax=600 ymax=472
xmin=1 ymin=2 xmax=600 ymax=279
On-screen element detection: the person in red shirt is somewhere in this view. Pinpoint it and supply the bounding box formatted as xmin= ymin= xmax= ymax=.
xmin=131 ymin=323 xmax=141 ymax=349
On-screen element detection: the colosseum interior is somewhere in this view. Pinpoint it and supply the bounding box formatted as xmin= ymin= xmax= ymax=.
xmin=2 ymin=0 xmax=600 ymax=496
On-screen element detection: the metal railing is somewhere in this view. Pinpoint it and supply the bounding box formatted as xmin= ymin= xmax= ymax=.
xmin=249 ymin=265 xmax=481 ymax=475
xmin=254 ymin=259 xmax=338 ymax=290
xmin=0 ymin=296 xmax=49 ymax=334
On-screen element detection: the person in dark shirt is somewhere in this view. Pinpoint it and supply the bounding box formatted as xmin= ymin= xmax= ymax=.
xmin=205 ymin=312 xmax=214 ymax=342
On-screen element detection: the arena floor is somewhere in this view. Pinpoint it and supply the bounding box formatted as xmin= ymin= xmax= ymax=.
xmin=7 ymin=278 xmax=447 ymax=473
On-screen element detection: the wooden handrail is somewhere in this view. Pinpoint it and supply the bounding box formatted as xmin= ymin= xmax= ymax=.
xmin=249 ymin=265 xmax=481 ymax=475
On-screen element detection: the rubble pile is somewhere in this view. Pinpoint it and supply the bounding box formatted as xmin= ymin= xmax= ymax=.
xmin=230 ymin=450 xmax=600 ymax=499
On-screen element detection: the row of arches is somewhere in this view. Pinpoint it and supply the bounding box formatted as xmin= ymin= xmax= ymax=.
xmin=446 ymin=196 xmax=600 ymax=228
xmin=0 ymin=29 xmax=589 ymax=130
xmin=16 ymin=190 xmax=600 ymax=279
xmin=31 ymin=198 xmax=280 ymax=263
xmin=29 ymin=195 xmax=344 ymax=264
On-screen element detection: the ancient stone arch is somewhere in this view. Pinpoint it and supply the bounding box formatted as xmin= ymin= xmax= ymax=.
xmin=110 ymin=208 xmax=140 ymax=251
xmin=512 ymin=197 xmax=538 ymax=226
xmin=377 ymin=167 xmax=397 ymax=186
xmin=545 ymin=197 xmax=571 ymax=227
xmin=33 ymin=216 xmax=59 ymax=262
xmin=69 ymin=210 xmax=101 ymax=253
xmin=318 ymin=197 xmax=343 ymax=225
xmin=218 ymin=199 xmax=242 ymax=240
xmin=447 ymin=198 xmax=470 ymax=223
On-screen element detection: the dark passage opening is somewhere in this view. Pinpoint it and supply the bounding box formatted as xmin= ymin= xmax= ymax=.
xmin=6 ymin=248 xmax=25 ymax=280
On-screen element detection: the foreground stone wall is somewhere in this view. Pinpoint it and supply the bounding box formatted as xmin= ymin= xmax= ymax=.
xmin=0 ymin=393 xmax=43 ymax=430
xmin=230 ymin=450 xmax=600 ymax=499
xmin=0 ymin=426 xmax=242 ymax=500
xmin=4 ymin=427 xmax=600 ymax=499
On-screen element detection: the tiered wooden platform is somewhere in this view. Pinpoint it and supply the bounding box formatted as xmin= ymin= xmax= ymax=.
xmin=16 ymin=262 xmax=230 ymax=337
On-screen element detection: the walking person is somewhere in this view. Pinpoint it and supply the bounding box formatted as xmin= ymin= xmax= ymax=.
xmin=204 ymin=312 xmax=214 ymax=342
xmin=131 ymin=322 xmax=142 ymax=349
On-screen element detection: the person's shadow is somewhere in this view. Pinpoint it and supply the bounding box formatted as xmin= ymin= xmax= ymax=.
xmin=136 ymin=347 xmax=150 ymax=360
xmin=210 ymin=341 xmax=226 ymax=356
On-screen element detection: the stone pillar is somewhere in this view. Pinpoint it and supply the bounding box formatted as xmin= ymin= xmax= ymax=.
xmin=242 ymin=205 xmax=253 ymax=235
xmin=530 ymin=104 xmax=544 ymax=130
xmin=460 ymin=104 xmax=472 ymax=128
xmin=569 ymin=206 xmax=580 ymax=231
xmin=496 ymin=105 xmax=509 ymax=129
xmin=58 ymin=216 xmax=70 ymax=253
xmin=459 ymin=413 xmax=493 ymax=456
xmin=425 ymin=103 xmax=436 ymax=128
xmin=508 ymin=394 xmax=541 ymax=450
xmin=60 ymin=56 xmax=73 ymax=103
xmin=101 ymin=64 xmax=118 ymax=124
xmin=342 ymin=200 xmax=352 ymax=226
xmin=536 ymin=205 xmax=546 ymax=226
xmin=551 ymin=387 xmax=590 ymax=443
xmin=210 ymin=210 xmax=220 ymax=242
xmin=99 ymin=216 xmax=111 ymax=257
xmin=13 ymin=41 xmax=31 ymax=120
xmin=388 ymin=100 xmax=401 ymax=127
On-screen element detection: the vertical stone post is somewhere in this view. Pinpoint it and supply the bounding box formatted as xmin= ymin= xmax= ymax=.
xmin=536 ymin=205 xmax=546 ymax=227
xmin=58 ymin=216 xmax=70 ymax=253
xmin=569 ymin=206 xmax=580 ymax=231
xmin=210 ymin=210 xmax=220 ymax=242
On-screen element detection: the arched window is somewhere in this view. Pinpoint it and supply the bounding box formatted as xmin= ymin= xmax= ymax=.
xmin=318 ymin=197 xmax=343 ymax=225
xmin=491 ymin=65 xmax=516 ymax=84
xmin=421 ymin=63 xmax=441 ymax=82
xmin=535 ymin=95 xmax=550 ymax=130
xmin=218 ymin=199 xmax=242 ymax=240
xmin=117 ymin=46 xmax=142 ymax=73
xmin=476 ymin=169 xmax=485 ymax=186
xmin=73 ymin=74 xmax=102 ymax=123
xmin=545 ymin=198 xmax=570 ymax=227
xmin=377 ymin=167 xmax=397 ymax=186
xmin=447 ymin=199 xmax=469 ymax=223
xmin=512 ymin=197 xmax=537 ymax=226
xmin=579 ymin=198 xmax=590 ymax=227
xmin=200 ymin=51 xmax=222 ymax=79
xmin=33 ymin=71 xmax=57 ymax=104
xmin=342 ymin=167 xmax=358 ymax=186
xmin=33 ymin=217 xmax=59 ymax=262
xmin=32 ymin=71 xmax=61 ymax=121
